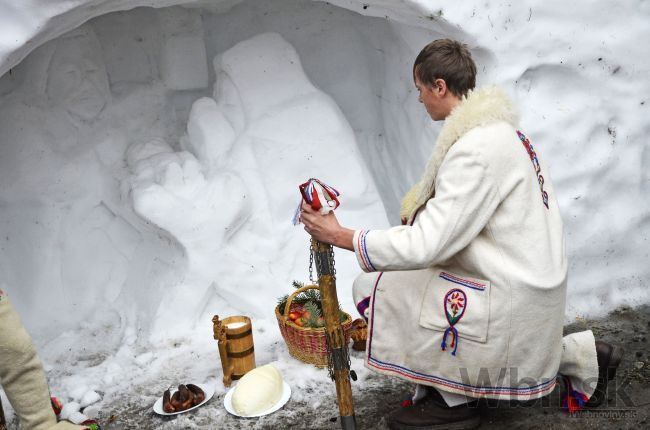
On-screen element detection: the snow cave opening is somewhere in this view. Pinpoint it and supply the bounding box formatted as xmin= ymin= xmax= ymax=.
xmin=0 ymin=0 xmax=483 ymax=342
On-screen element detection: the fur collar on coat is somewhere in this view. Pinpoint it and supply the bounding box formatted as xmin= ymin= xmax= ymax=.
xmin=400 ymin=86 xmax=519 ymax=220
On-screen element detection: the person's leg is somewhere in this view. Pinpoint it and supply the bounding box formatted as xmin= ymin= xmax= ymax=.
xmin=558 ymin=330 xmax=623 ymax=409
xmin=352 ymin=272 xmax=381 ymax=321
xmin=406 ymin=384 xmax=471 ymax=407
xmin=1 ymin=394 xmax=6 ymax=430
xmin=0 ymin=295 xmax=58 ymax=430
xmin=389 ymin=384 xmax=480 ymax=430
xmin=52 ymin=421 xmax=93 ymax=429
xmin=437 ymin=388 xmax=472 ymax=407
xmin=559 ymin=330 xmax=599 ymax=400
xmin=399 ymin=384 xmax=428 ymax=407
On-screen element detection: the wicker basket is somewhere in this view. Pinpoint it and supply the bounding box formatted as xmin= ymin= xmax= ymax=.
xmin=275 ymin=284 xmax=353 ymax=367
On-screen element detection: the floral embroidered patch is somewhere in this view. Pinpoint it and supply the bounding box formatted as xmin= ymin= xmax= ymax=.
xmin=0 ymin=289 xmax=5 ymax=301
xmin=444 ymin=289 xmax=466 ymax=325
xmin=441 ymin=288 xmax=467 ymax=356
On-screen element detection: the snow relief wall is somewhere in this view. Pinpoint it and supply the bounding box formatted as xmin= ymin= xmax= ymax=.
xmin=0 ymin=0 xmax=649 ymax=350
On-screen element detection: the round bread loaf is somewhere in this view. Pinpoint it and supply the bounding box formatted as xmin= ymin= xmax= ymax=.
xmin=232 ymin=364 xmax=283 ymax=416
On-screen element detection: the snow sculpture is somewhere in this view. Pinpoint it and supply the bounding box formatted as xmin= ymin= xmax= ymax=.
xmin=45 ymin=26 xmax=111 ymax=124
xmin=0 ymin=24 xmax=183 ymax=338
xmin=161 ymin=35 xmax=209 ymax=90
xmin=185 ymin=97 xmax=236 ymax=172
xmin=129 ymin=33 xmax=388 ymax=336
xmin=128 ymin=137 xmax=249 ymax=271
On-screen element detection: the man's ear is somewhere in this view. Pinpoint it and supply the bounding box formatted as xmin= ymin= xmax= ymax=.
xmin=434 ymin=78 xmax=448 ymax=97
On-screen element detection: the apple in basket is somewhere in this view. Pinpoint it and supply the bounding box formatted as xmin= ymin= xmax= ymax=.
xmin=278 ymin=281 xmax=344 ymax=329
xmin=293 ymin=317 xmax=305 ymax=327
xmin=287 ymin=308 xmax=303 ymax=324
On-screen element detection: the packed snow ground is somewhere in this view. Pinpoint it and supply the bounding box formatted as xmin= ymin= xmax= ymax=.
xmin=0 ymin=0 xmax=649 ymax=426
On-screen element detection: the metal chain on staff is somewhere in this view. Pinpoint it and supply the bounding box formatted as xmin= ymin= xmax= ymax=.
xmin=309 ymin=238 xmax=348 ymax=380
xmin=328 ymin=245 xmax=337 ymax=280
xmin=309 ymin=239 xmax=336 ymax=284
xmin=309 ymin=239 xmax=351 ymax=380
xmin=308 ymin=241 xmax=315 ymax=284
xmin=324 ymin=317 xmax=351 ymax=381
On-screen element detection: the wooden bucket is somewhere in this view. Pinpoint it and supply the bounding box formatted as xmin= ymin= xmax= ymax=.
xmin=212 ymin=315 xmax=256 ymax=387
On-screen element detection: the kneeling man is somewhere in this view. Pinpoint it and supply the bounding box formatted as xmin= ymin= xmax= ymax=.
xmin=300 ymin=39 xmax=622 ymax=429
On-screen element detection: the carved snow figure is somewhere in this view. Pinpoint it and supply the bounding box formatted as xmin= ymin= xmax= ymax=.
xmin=45 ymin=27 xmax=111 ymax=125
xmin=129 ymin=33 xmax=388 ymax=334
xmin=0 ymin=25 xmax=179 ymax=337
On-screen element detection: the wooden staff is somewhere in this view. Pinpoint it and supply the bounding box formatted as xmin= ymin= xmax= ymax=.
xmin=312 ymin=239 xmax=357 ymax=430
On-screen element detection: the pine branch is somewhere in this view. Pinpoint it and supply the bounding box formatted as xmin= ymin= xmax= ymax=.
xmin=303 ymin=301 xmax=323 ymax=328
xmin=303 ymin=288 xmax=321 ymax=303
xmin=292 ymin=280 xmax=304 ymax=289
xmin=277 ymin=294 xmax=290 ymax=314
xmin=303 ymin=301 xmax=321 ymax=318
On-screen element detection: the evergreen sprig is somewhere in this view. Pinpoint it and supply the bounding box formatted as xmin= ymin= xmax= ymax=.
xmin=278 ymin=280 xmax=322 ymax=314
xmin=278 ymin=280 xmax=348 ymax=327
xmin=303 ymin=301 xmax=323 ymax=327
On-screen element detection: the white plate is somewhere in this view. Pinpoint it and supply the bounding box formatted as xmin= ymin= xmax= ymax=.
xmin=223 ymin=381 xmax=291 ymax=418
xmin=153 ymin=383 xmax=215 ymax=415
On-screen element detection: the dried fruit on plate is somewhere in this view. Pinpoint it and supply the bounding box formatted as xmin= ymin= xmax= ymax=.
xmin=162 ymin=384 xmax=206 ymax=412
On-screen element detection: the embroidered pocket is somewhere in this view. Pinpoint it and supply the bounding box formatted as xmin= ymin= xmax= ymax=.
xmin=418 ymin=271 xmax=491 ymax=348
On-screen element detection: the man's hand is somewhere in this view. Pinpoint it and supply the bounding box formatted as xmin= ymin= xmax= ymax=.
xmin=300 ymin=201 xmax=354 ymax=251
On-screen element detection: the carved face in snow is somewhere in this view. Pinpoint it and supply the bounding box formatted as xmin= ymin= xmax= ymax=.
xmin=46 ymin=33 xmax=110 ymax=121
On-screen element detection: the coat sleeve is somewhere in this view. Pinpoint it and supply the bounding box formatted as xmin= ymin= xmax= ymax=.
xmin=352 ymin=143 xmax=501 ymax=272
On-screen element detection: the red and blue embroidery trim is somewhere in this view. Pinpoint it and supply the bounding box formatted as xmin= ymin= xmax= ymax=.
xmin=357 ymin=230 xmax=376 ymax=272
xmin=561 ymin=376 xmax=590 ymax=413
xmin=367 ymin=354 xmax=557 ymax=396
xmin=356 ymin=296 xmax=371 ymax=322
xmin=517 ymin=130 xmax=549 ymax=209
xmin=439 ymin=272 xmax=486 ymax=291
xmin=441 ymin=288 xmax=467 ymax=356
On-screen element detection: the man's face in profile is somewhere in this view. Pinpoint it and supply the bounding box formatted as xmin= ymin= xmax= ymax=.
xmin=46 ymin=35 xmax=110 ymax=122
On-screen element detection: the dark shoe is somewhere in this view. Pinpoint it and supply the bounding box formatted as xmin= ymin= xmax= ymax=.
xmin=388 ymin=388 xmax=481 ymax=430
xmin=584 ymin=340 xmax=623 ymax=407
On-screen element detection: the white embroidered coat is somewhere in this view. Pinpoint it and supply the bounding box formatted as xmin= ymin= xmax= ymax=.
xmin=352 ymin=87 xmax=567 ymax=400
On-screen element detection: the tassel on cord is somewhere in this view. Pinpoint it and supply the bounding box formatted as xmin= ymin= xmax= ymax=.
xmin=451 ymin=328 xmax=459 ymax=356
xmin=441 ymin=327 xmax=460 ymax=356
xmin=441 ymin=327 xmax=449 ymax=351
